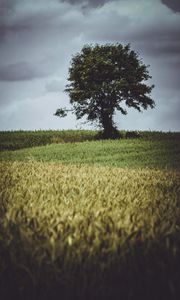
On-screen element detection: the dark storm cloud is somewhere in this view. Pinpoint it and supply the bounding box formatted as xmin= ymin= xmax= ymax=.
xmin=0 ymin=0 xmax=84 ymax=82
xmin=0 ymin=24 xmax=28 ymax=44
xmin=0 ymin=2 xmax=57 ymax=36
xmin=84 ymin=0 xmax=180 ymax=68
xmin=0 ymin=0 xmax=18 ymax=41
xmin=0 ymin=0 xmax=19 ymax=17
xmin=161 ymin=0 xmax=180 ymax=12
xmin=0 ymin=0 xmax=85 ymax=44
xmin=62 ymin=0 xmax=111 ymax=7
xmin=0 ymin=0 xmax=77 ymax=46
xmin=131 ymin=27 xmax=180 ymax=58
xmin=0 ymin=61 xmax=51 ymax=81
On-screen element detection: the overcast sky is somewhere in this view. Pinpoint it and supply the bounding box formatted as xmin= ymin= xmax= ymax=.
xmin=0 ymin=0 xmax=180 ymax=131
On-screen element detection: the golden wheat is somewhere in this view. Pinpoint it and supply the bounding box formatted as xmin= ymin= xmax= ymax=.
xmin=1 ymin=161 xmax=180 ymax=252
xmin=1 ymin=161 xmax=180 ymax=298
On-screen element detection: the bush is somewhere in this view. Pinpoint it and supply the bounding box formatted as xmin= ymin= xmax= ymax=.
xmin=126 ymin=131 xmax=142 ymax=139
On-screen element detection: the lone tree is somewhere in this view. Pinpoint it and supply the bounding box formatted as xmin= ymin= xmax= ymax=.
xmin=55 ymin=43 xmax=155 ymax=139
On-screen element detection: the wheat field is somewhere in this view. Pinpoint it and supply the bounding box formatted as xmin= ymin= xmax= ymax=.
xmin=1 ymin=160 xmax=180 ymax=299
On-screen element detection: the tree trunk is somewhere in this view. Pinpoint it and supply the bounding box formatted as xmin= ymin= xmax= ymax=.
xmin=100 ymin=111 xmax=120 ymax=139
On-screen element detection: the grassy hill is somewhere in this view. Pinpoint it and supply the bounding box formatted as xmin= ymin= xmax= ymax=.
xmin=0 ymin=129 xmax=180 ymax=151
xmin=0 ymin=130 xmax=180 ymax=300
xmin=0 ymin=131 xmax=180 ymax=169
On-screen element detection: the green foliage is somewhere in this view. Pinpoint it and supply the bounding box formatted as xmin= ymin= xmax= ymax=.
xmin=0 ymin=161 xmax=180 ymax=299
xmin=56 ymin=43 xmax=155 ymax=138
xmin=54 ymin=108 xmax=68 ymax=117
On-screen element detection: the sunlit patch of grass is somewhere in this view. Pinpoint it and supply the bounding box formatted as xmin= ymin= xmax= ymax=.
xmin=1 ymin=161 xmax=180 ymax=299
xmin=0 ymin=138 xmax=180 ymax=170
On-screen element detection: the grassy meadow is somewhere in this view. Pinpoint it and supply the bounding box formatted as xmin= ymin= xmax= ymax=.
xmin=0 ymin=130 xmax=97 ymax=151
xmin=0 ymin=130 xmax=180 ymax=299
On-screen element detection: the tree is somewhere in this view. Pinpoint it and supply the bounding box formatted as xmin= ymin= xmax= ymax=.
xmin=55 ymin=43 xmax=155 ymax=139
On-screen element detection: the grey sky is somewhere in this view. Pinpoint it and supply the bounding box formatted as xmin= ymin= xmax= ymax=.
xmin=0 ymin=0 xmax=180 ymax=131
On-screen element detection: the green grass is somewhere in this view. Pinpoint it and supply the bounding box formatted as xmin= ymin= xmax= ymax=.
xmin=0 ymin=130 xmax=180 ymax=299
xmin=1 ymin=129 xmax=180 ymax=151
xmin=0 ymin=130 xmax=97 ymax=150
xmin=0 ymin=138 xmax=180 ymax=169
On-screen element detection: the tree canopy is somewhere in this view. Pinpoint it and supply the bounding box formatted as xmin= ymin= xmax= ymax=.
xmin=55 ymin=43 xmax=155 ymax=139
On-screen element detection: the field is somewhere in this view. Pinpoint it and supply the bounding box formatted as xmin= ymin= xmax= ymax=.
xmin=0 ymin=130 xmax=97 ymax=151
xmin=0 ymin=130 xmax=180 ymax=300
